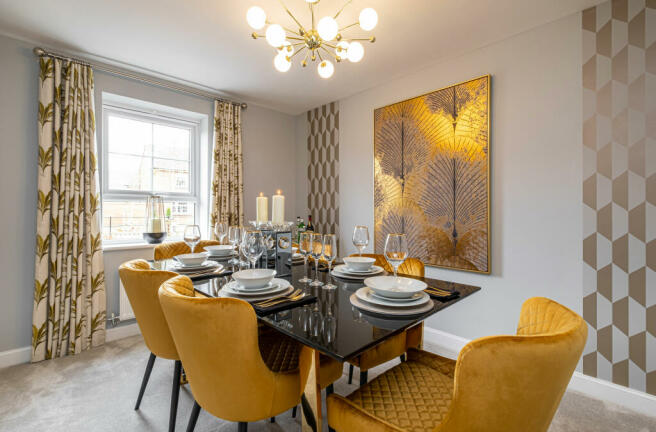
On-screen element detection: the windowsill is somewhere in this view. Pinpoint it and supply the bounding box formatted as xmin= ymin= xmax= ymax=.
xmin=102 ymin=242 xmax=156 ymax=252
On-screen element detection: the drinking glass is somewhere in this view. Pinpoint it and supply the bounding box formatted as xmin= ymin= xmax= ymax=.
xmin=243 ymin=230 xmax=265 ymax=269
xmin=384 ymin=233 xmax=408 ymax=279
xmin=322 ymin=234 xmax=337 ymax=290
xmin=298 ymin=232 xmax=312 ymax=283
xmin=214 ymin=222 xmax=228 ymax=244
xmin=352 ymin=225 xmax=369 ymax=256
xmin=309 ymin=233 xmax=324 ymax=287
xmin=227 ymin=226 xmax=242 ymax=265
xmin=183 ymin=225 xmax=201 ymax=253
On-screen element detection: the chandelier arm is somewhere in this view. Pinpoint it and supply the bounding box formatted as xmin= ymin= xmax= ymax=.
xmin=322 ymin=42 xmax=338 ymax=49
xmin=334 ymin=0 xmax=354 ymax=19
xmin=289 ymin=45 xmax=307 ymax=60
xmin=277 ymin=0 xmax=307 ymax=34
xmin=339 ymin=22 xmax=359 ymax=32
xmin=347 ymin=36 xmax=376 ymax=42
xmin=281 ymin=25 xmax=302 ymax=36
xmin=310 ymin=3 xmax=315 ymax=30
xmin=286 ymin=36 xmax=306 ymax=41
xmin=316 ymin=50 xmax=324 ymax=62
xmin=301 ymin=50 xmax=310 ymax=67
xmin=320 ymin=46 xmax=340 ymax=61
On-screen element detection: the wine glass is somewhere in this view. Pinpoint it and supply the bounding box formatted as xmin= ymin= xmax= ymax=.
xmin=243 ymin=230 xmax=265 ymax=269
xmin=322 ymin=234 xmax=337 ymax=290
xmin=183 ymin=225 xmax=201 ymax=254
xmin=309 ymin=233 xmax=324 ymax=287
xmin=384 ymin=233 xmax=408 ymax=279
xmin=298 ymin=232 xmax=312 ymax=283
xmin=352 ymin=225 xmax=369 ymax=256
xmin=214 ymin=222 xmax=228 ymax=244
xmin=227 ymin=226 xmax=242 ymax=265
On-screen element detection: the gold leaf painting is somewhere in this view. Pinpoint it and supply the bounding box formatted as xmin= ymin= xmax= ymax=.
xmin=374 ymin=75 xmax=490 ymax=273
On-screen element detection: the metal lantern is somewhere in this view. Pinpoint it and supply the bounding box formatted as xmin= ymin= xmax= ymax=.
xmin=143 ymin=195 xmax=167 ymax=244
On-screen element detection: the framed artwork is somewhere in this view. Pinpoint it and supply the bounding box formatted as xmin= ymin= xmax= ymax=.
xmin=374 ymin=75 xmax=490 ymax=273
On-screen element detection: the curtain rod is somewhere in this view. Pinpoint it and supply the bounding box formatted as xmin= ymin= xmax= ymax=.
xmin=33 ymin=47 xmax=247 ymax=109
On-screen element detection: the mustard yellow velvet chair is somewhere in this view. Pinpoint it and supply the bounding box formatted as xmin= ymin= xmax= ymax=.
xmin=327 ymin=297 xmax=588 ymax=432
xmin=118 ymin=259 xmax=186 ymax=432
xmin=347 ymin=254 xmax=425 ymax=386
xmin=158 ymin=275 xmax=343 ymax=432
xmin=153 ymin=239 xmax=220 ymax=261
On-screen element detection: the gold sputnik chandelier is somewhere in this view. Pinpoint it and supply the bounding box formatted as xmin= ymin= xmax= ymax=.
xmin=246 ymin=0 xmax=378 ymax=78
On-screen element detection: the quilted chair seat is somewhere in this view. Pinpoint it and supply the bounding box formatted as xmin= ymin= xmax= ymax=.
xmin=154 ymin=240 xmax=221 ymax=261
xmin=328 ymin=297 xmax=588 ymax=432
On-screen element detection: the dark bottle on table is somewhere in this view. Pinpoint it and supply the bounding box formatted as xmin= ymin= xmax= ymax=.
xmin=306 ymin=215 xmax=315 ymax=232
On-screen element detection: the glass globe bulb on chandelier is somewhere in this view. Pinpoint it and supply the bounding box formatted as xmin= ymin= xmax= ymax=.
xmin=247 ymin=0 xmax=377 ymax=78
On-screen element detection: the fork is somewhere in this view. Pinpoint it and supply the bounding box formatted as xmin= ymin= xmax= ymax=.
xmin=254 ymin=288 xmax=302 ymax=307
xmin=256 ymin=292 xmax=307 ymax=308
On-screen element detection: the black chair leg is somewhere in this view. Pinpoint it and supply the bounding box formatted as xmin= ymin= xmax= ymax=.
xmin=270 ymin=417 xmax=275 ymax=423
xmin=326 ymin=383 xmax=334 ymax=396
xmin=238 ymin=422 xmax=248 ymax=432
xmin=169 ymin=360 xmax=182 ymax=432
xmin=292 ymin=406 xmax=297 ymax=418
xmin=400 ymin=353 xmax=407 ymax=362
xmin=348 ymin=364 xmax=354 ymax=384
xmin=135 ymin=353 xmax=156 ymax=410
xmin=186 ymin=401 xmax=201 ymax=432
xmin=300 ymin=393 xmax=317 ymax=432
xmin=360 ymin=370 xmax=368 ymax=386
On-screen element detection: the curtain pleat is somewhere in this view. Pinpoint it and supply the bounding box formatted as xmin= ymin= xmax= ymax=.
xmin=32 ymin=57 xmax=105 ymax=362
xmin=210 ymin=100 xmax=244 ymax=231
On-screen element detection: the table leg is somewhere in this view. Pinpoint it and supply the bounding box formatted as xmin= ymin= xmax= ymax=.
xmin=418 ymin=322 xmax=424 ymax=350
xmin=302 ymin=349 xmax=322 ymax=432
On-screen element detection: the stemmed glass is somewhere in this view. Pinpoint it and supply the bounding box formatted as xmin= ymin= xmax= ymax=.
xmin=322 ymin=234 xmax=337 ymax=290
xmin=183 ymin=225 xmax=201 ymax=253
xmin=227 ymin=226 xmax=242 ymax=265
xmin=298 ymin=232 xmax=312 ymax=283
xmin=384 ymin=233 xmax=408 ymax=279
xmin=309 ymin=233 xmax=324 ymax=287
xmin=214 ymin=222 xmax=228 ymax=244
xmin=243 ymin=230 xmax=265 ymax=269
xmin=352 ymin=225 xmax=369 ymax=256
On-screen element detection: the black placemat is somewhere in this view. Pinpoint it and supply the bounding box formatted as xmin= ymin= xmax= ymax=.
xmin=424 ymin=289 xmax=460 ymax=302
xmin=253 ymin=295 xmax=317 ymax=316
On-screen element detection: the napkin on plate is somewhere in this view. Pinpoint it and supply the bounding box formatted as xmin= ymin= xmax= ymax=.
xmin=252 ymin=295 xmax=317 ymax=316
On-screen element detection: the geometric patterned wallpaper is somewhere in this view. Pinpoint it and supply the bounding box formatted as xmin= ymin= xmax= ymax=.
xmin=307 ymin=102 xmax=340 ymax=237
xmin=581 ymin=0 xmax=655 ymax=395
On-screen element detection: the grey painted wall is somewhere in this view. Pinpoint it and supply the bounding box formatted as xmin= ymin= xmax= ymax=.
xmin=336 ymin=13 xmax=583 ymax=341
xmin=0 ymin=33 xmax=298 ymax=353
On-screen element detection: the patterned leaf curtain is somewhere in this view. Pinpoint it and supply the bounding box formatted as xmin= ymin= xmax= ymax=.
xmin=210 ymin=100 xmax=244 ymax=231
xmin=32 ymin=56 xmax=106 ymax=362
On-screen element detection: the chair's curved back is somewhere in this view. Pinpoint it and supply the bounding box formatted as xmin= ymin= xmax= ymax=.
xmin=154 ymin=240 xmax=220 ymax=260
xmin=158 ymin=276 xmax=307 ymax=422
xmin=350 ymin=253 xmax=424 ymax=277
xmin=436 ymin=297 xmax=587 ymax=432
xmin=118 ymin=260 xmax=180 ymax=359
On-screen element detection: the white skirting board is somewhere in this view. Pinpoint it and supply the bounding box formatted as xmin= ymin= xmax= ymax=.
xmin=423 ymin=327 xmax=656 ymax=418
xmin=0 ymin=323 xmax=141 ymax=369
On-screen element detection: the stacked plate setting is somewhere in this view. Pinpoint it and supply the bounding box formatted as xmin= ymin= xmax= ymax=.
xmin=331 ymin=256 xmax=385 ymax=279
xmin=204 ymin=245 xmax=237 ymax=260
xmin=351 ymin=276 xmax=433 ymax=316
xmin=173 ymin=253 xmax=223 ymax=275
xmin=221 ymin=269 xmax=293 ymax=300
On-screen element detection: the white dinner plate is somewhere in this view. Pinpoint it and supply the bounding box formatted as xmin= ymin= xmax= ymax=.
xmin=173 ymin=261 xmax=220 ymax=272
xmin=350 ymin=294 xmax=434 ymax=317
xmin=332 ymin=264 xmax=384 ymax=277
xmin=364 ymin=276 xmax=427 ymax=299
xmin=221 ymin=278 xmax=290 ymax=297
xmin=220 ymin=285 xmax=294 ymax=302
xmin=355 ymin=287 xmax=429 ymax=307
xmin=231 ymin=281 xmax=280 ymax=293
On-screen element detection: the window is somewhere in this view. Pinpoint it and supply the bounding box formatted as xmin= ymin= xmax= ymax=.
xmin=101 ymin=101 xmax=201 ymax=243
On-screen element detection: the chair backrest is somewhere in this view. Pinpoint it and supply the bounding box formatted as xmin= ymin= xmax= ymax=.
xmin=154 ymin=240 xmax=220 ymax=260
xmin=350 ymin=253 xmax=425 ymax=277
xmin=158 ymin=276 xmax=308 ymax=421
xmin=118 ymin=259 xmax=181 ymax=359
xmin=436 ymin=297 xmax=587 ymax=432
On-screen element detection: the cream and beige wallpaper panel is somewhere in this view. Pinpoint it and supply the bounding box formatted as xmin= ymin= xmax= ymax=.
xmin=581 ymin=0 xmax=655 ymax=395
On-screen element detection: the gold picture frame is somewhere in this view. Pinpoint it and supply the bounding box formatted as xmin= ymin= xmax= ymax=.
xmin=373 ymin=75 xmax=490 ymax=274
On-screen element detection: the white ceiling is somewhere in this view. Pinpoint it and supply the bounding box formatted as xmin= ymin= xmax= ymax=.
xmin=0 ymin=0 xmax=602 ymax=114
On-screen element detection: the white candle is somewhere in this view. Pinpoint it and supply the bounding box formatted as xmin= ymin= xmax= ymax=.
xmin=150 ymin=218 xmax=163 ymax=233
xmin=256 ymin=192 xmax=268 ymax=223
xmin=272 ymin=189 xmax=285 ymax=224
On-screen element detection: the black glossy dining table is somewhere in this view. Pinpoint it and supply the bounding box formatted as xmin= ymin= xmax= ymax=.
xmin=153 ymin=258 xmax=481 ymax=431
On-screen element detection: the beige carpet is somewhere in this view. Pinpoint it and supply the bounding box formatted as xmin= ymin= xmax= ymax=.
xmin=0 ymin=335 xmax=654 ymax=432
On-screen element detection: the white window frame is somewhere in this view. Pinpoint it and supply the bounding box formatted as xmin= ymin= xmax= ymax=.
xmin=101 ymin=100 xmax=202 ymax=245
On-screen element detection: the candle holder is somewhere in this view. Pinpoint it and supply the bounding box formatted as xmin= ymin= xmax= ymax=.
xmin=143 ymin=195 xmax=167 ymax=244
xmin=249 ymin=221 xmax=294 ymax=276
